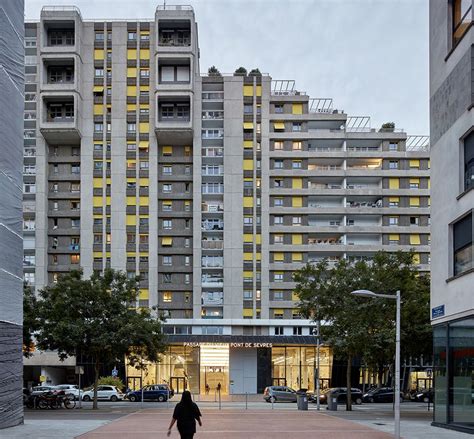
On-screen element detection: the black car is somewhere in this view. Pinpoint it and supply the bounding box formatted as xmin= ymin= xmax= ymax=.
xmin=362 ymin=387 xmax=403 ymax=403
xmin=414 ymin=388 xmax=433 ymax=403
xmin=309 ymin=387 xmax=363 ymax=405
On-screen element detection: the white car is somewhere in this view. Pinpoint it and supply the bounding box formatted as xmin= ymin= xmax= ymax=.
xmin=31 ymin=385 xmax=58 ymax=396
xmin=81 ymin=385 xmax=123 ymax=402
xmin=56 ymin=384 xmax=80 ymax=400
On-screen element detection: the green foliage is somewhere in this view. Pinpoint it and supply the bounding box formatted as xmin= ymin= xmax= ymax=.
xmin=98 ymin=376 xmax=125 ymax=391
xmin=207 ymin=66 xmax=222 ymax=77
xmin=23 ymin=282 xmax=38 ymax=358
xmin=248 ymin=68 xmax=262 ymax=76
xmin=293 ymin=251 xmax=431 ymax=409
xmin=34 ymin=269 xmax=167 ymax=408
xmin=381 ymin=122 xmax=395 ymax=130
xmin=234 ymin=66 xmax=247 ymax=76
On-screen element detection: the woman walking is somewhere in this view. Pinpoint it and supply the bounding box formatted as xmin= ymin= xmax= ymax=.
xmin=167 ymin=390 xmax=202 ymax=439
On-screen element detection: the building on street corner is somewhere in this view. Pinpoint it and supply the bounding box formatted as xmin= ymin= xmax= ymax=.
xmin=429 ymin=0 xmax=474 ymax=434
xmin=23 ymin=4 xmax=430 ymax=395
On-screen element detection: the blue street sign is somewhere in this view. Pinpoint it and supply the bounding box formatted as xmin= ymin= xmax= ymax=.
xmin=112 ymin=367 xmax=118 ymax=377
xmin=431 ymin=305 xmax=445 ymax=319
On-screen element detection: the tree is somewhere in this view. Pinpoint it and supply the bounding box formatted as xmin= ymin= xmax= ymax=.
xmin=35 ymin=269 xmax=166 ymax=409
xmin=207 ymin=65 xmax=222 ymax=77
xmin=23 ymin=282 xmax=38 ymax=358
xmin=98 ymin=376 xmax=125 ymax=391
xmin=293 ymin=251 xmax=430 ymax=410
xmin=233 ymin=66 xmax=247 ymax=76
xmin=248 ymin=68 xmax=262 ymax=76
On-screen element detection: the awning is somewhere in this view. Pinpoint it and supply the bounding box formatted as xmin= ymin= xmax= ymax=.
xmin=93 ymin=86 xmax=104 ymax=93
xmin=274 ymin=122 xmax=285 ymax=130
xmin=243 ymin=122 xmax=254 ymax=130
xmin=164 ymin=335 xmax=320 ymax=346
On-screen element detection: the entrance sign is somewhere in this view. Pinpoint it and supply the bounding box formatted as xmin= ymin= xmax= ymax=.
xmin=184 ymin=342 xmax=272 ymax=348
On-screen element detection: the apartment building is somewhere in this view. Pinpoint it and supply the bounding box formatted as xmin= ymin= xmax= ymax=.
xmin=0 ymin=0 xmax=24 ymax=429
xmin=23 ymin=5 xmax=430 ymax=395
xmin=430 ymin=0 xmax=474 ymax=433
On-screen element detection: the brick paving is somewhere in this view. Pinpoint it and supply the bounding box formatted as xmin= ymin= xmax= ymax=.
xmin=77 ymin=408 xmax=394 ymax=438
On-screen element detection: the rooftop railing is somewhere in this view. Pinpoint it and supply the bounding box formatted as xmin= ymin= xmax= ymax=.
xmin=156 ymin=5 xmax=194 ymax=11
xmin=406 ymin=135 xmax=430 ymax=151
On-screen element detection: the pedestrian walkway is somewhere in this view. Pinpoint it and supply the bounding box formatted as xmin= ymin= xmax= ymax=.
xmin=77 ymin=408 xmax=393 ymax=438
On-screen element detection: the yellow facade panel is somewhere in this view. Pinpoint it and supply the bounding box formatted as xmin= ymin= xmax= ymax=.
xmin=127 ymin=67 xmax=137 ymax=78
xmin=162 ymin=237 xmax=173 ymax=246
xmin=389 ymin=178 xmax=400 ymax=189
xmin=93 ymin=104 xmax=103 ymax=115
xmin=292 ymin=252 xmax=303 ymax=262
xmin=256 ymin=85 xmax=262 ymax=96
xmin=292 ymin=178 xmax=303 ymax=189
xmin=139 ymin=49 xmax=150 ymax=59
xmin=243 ymin=308 xmax=253 ymax=317
xmin=126 ymin=215 xmax=136 ymax=226
xmin=292 ymin=234 xmax=303 ymax=245
xmin=93 ymin=178 xmax=102 ymax=188
xmin=127 ymin=104 xmax=137 ymax=112
xmin=389 ymin=234 xmax=400 ymax=241
xmin=139 ymin=141 xmax=149 ymax=149
xmin=274 ymin=252 xmax=284 ymax=262
xmin=127 ymin=49 xmax=137 ymax=59
xmin=274 ymin=122 xmax=285 ymax=130
xmin=409 ymin=197 xmax=420 ymax=207
xmin=243 ymin=159 xmax=254 ymax=171
xmin=127 ymin=86 xmax=137 ymax=96
xmin=243 ymin=140 xmax=253 ymax=149
xmin=93 ymin=196 xmax=103 ymax=207
xmin=243 ymin=234 xmax=253 ymax=243
xmin=410 ymin=234 xmax=421 ymax=245
xmin=243 ymin=196 xmax=253 ymax=208
xmin=94 ymin=49 xmax=104 ymax=59
xmin=292 ymin=196 xmax=303 ymax=207
xmin=139 ymin=196 xmax=149 ymax=206
xmin=139 ymin=122 xmax=149 ymax=133
xmin=292 ymin=103 xmax=303 ymax=114
xmin=243 ymin=122 xmax=254 ymax=130
xmin=243 ymin=252 xmax=253 ymax=261
xmin=409 ymin=159 xmax=420 ymax=168
xmin=243 ymin=85 xmax=253 ymax=96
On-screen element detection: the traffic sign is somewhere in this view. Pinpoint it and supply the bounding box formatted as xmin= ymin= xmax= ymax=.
xmin=75 ymin=366 xmax=84 ymax=375
xmin=112 ymin=367 xmax=118 ymax=377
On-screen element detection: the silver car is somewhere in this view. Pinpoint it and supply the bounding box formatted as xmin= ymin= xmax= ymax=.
xmin=263 ymin=386 xmax=297 ymax=403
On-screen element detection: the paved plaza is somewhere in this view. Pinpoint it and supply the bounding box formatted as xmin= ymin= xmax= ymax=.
xmin=1 ymin=402 xmax=471 ymax=439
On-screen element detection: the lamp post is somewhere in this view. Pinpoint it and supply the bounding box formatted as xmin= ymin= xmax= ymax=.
xmin=351 ymin=289 xmax=401 ymax=439
xmin=312 ymin=322 xmax=321 ymax=411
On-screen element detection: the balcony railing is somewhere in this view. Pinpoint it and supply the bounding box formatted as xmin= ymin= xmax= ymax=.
xmin=202 ymin=240 xmax=223 ymax=250
xmin=202 ymin=222 xmax=224 ymax=231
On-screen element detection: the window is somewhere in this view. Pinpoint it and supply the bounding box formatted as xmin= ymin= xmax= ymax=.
xmin=274 ymin=141 xmax=284 ymax=150
xmin=274 ymin=160 xmax=283 ymax=169
xmin=388 ymin=142 xmax=398 ymax=151
xmin=452 ymin=0 xmax=472 ymax=46
xmin=389 ymin=160 xmax=398 ymax=169
xmin=163 ymin=256 xmax=172 ymax=266
xmin=292 ymin=141 xmax=302 ymax=150
xmin=292 ymin=216 xmax=302 ymax=226
xmin=274 ymin=198 xmax=284 ymax=207
xmin=293 ymin=326 xmax=302 ymax=335
xmin=292 ymin=123 xmax=302 ymax=132
xmin=274 ymin=291 xmax=284 ymax=300
xmin=163 ymin=166 xmax=172 ymax=175
xmin=128 ymin=32 xmax=136 ymax=40
xmin=292 ymin=160 xmax=302 ymax=169
xmin=274 ymin=272 xmax=284 ymax=282
xmin=163 ymin=184 xmax=172 ymax=193
xmin=163 ymin=219 xmax=172 ymax=229
xmin=163 ymin=273 xmax=172 ymax=283
xmin=95 ymin=32 xmax=104 ymax=41
xmin=163 ymin=292 xmax=172 ymax=302
xmin=274 ymin=216 xmax=283 ymax=225
xmin=463 ymin=132 xmax=474 ymax=191
xmin=127 ymin=123 xmax=136 ymax=133
xmin=389 ymin=216 xmax=399 ymax=226
xmin=388 ymin=234 xmax=400 ymax=244
xmin=453 ymin=212 xmax=473 ymax=275
xmin=274 ymin=104 xmax=284 ymax=113
xmin=274 ymin=326 xmax=284 ymax=335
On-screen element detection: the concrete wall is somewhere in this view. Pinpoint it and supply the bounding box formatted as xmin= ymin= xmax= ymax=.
xmin=0 ymin=0 xmax=24 ymax=429
xmin=229 ymin=348 xmax=257 ymax=394
xmin=430 ymin=1 xmax=474 ymax=324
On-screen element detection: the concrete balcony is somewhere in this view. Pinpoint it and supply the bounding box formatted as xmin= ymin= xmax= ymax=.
xmin=155 ymin=93 xmax=193 ymax=144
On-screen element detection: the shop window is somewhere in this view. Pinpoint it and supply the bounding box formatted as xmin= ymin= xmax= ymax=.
xmin=463 ymin=131 xmax=474 ymax=191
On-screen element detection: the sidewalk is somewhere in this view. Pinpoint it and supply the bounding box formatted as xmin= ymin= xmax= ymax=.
xmin=77 ymin=408 xmax=393 ymax=438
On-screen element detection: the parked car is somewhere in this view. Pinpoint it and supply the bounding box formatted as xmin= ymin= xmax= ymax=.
xmin=362 ymin=387 xmax=403 ymax=403
xmin=263 ymin=386 xmax=297 ymax=403
xmin=81 ymin=385 xmax=123 ymax=402
xmin=126 ymin=384 xmax=174 ymax=402
xmin=30 ymin=385 xmax=58 ymax=396
xmin=55 ymin=384 xmax=80 ymax=400
xmin=414 ymin=388 xmax=433 ymax=403
xmin=309 ymin=387 xmax=363 ymax=405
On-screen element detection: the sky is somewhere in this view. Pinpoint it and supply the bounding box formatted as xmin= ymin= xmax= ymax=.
xmin=26 ymin=0 xmax=429 ymax=135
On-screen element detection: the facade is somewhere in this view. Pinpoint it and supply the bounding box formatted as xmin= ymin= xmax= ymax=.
xmin=0 ymin=0 xmax=25 ymax=429
xmin=430 ymin=0 xmax=474 ymax=433
xmin=24 ymin=5 xmax=430 ymax=395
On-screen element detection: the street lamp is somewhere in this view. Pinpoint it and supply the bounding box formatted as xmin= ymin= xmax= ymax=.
xmin=351 ymin=289 xmax=401 ymax=439
xmin=311 ymin=322 xmax=321 ymax=411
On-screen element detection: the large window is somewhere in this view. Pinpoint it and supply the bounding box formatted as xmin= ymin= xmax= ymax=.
xmin=464 ymin=132 xmax=474 ymax=191
xmin=452 ymin=0 xmax=472 ymax=46
xmin=453 ymin=212 xmax=473 ymax=276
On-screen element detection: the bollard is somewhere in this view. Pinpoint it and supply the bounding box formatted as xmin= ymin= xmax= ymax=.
xmin=214 ymin=389 xmax=217 ymax=403
xmin=245 ymin=392 xmax=248 ymax=410
xmin=218 ymin=388 xmax=221 ymax=410
xmin=271 ymin=396 xmax=274 ymax=410
xmin=167 ymin=389 xmax=170 ymax=409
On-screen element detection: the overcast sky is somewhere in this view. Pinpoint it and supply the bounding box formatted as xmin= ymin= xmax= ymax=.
xmin=26 ymin=0 xmax=429 ymax=135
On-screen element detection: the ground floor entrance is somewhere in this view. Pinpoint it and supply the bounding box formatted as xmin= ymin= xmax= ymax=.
xmin=126 ymin=341 xmax=333 ymax=395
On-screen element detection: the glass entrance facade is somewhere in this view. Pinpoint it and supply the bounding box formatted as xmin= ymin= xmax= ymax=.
xmin=126 ymin=343 xmax=333 ymax=394
xmin=433 ymin=316 xmax=474 ymax=432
